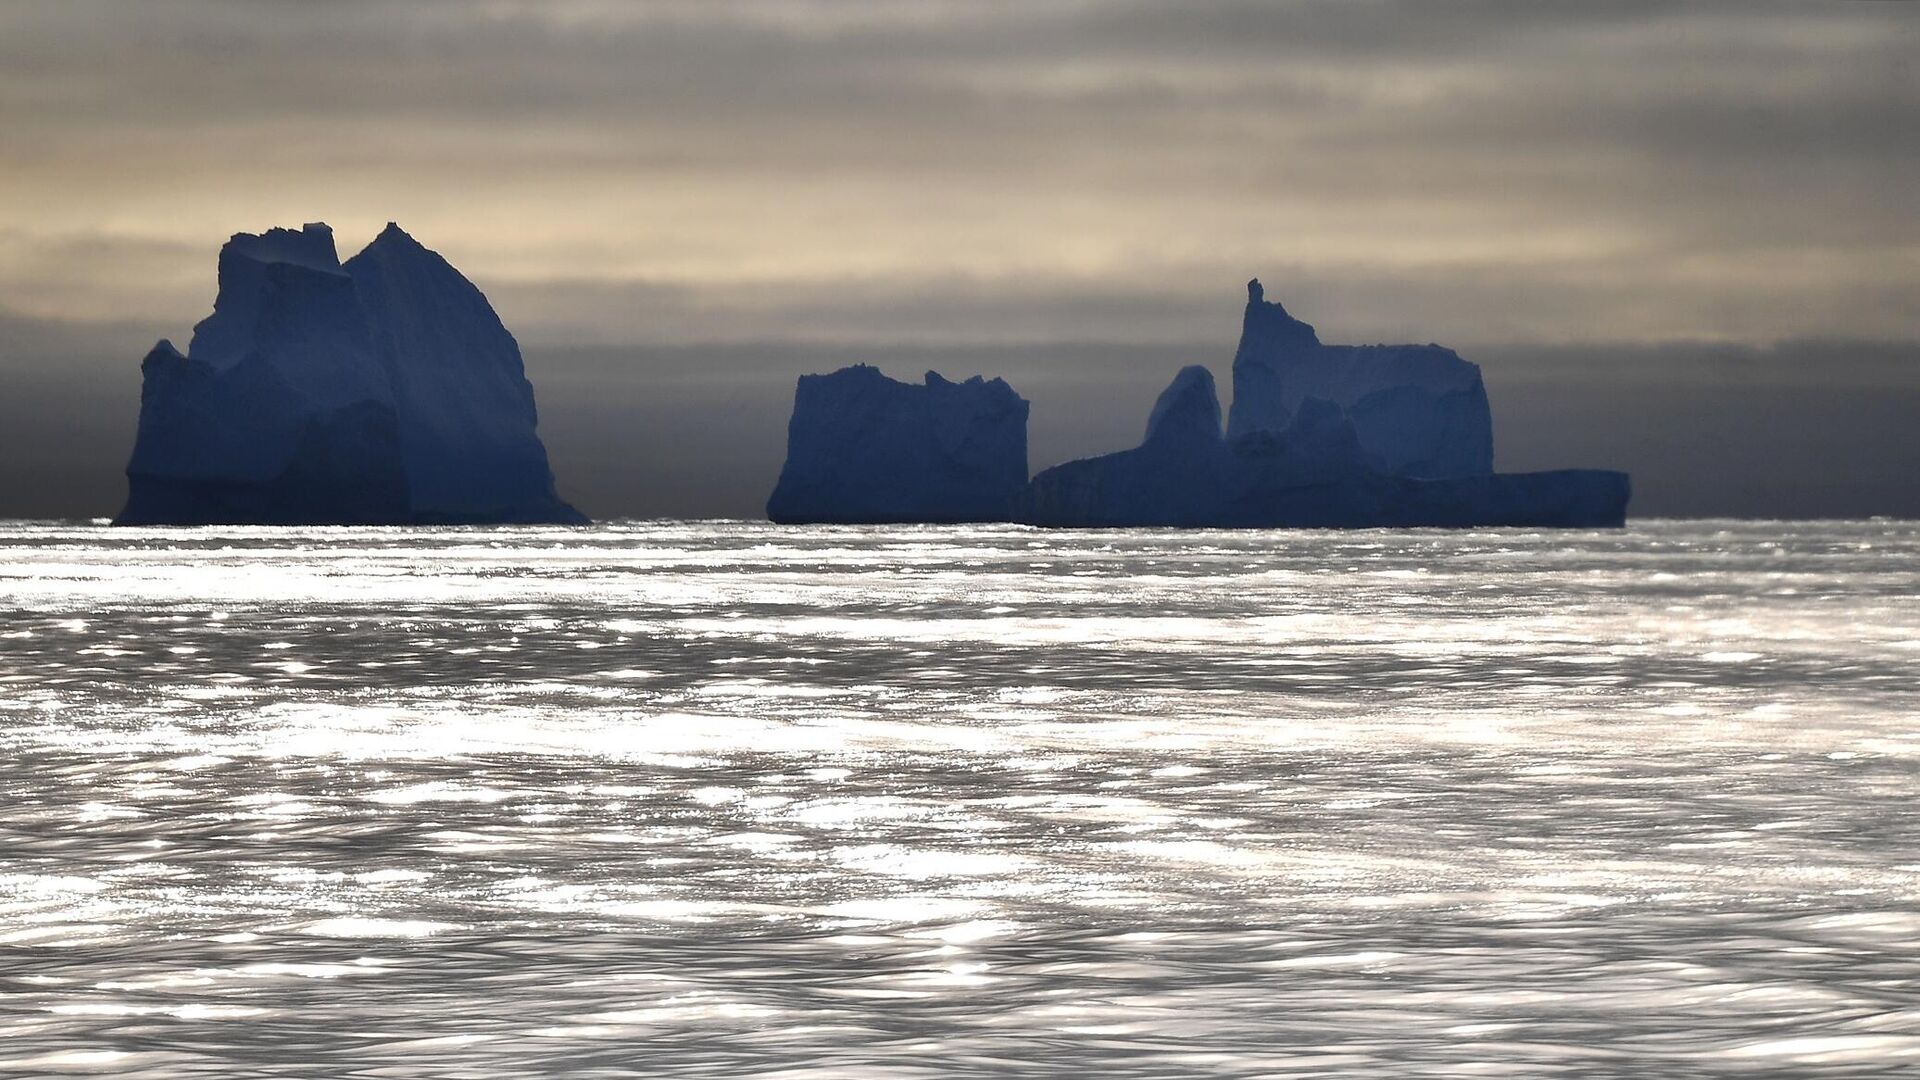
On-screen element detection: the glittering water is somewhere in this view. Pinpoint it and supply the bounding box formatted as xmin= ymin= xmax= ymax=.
xmin=1 ymin=520 xmax=1917 ymax=1078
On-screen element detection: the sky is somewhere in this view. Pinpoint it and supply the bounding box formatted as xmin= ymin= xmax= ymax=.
xmin=0 ymin=0 xmax=1915 ymax=519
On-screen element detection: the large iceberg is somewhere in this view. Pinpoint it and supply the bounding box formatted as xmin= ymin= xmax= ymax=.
xmin=766 ymin=365 xmax=1029 ymax=524
xmin=118 ymin=222 xmax=583 ymax=525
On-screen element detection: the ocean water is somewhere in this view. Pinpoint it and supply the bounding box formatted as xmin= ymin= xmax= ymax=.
xmin=0 ymin=519 xmax=1916 ymax=1078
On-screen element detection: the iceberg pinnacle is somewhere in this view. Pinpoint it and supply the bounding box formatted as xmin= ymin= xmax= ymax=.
xmin=1143 ymin=365 xmax=1224 ymax=451
xmin=117 ymin=222 xmax=583 ymax=525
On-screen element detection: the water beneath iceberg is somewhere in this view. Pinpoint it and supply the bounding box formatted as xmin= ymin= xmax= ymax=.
xmin=1 ymin=520 xmax=1916 ymax=1077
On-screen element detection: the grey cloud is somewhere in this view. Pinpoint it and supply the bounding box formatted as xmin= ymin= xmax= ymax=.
xmin=7 ymin=3 xmax=1908 ymax=161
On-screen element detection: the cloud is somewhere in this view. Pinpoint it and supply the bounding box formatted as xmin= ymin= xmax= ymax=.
xmin=0 ymin=0 xmax=1911 ymax=344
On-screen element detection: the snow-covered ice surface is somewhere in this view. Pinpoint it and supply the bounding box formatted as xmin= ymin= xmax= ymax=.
xmin=1 ymin=519 xmax=1917 ymax=1078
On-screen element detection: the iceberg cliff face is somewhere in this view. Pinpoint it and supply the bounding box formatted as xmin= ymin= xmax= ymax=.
xmin=117 ymin=222 xmax=582 ymax=525
xmin=344 ymin=224 xmax=579 ymax=523
xmin=1143 ymin=365 xmax=1225 ymax=452
xmin=1226 ymin=279 xmax=1493 ymax=478
xmin=766 ymin=365 xmax=1029 ymax=524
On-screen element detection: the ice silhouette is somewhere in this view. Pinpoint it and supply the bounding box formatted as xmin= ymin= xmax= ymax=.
xmin=1143 ymin=364 xmax=1225 ymax=452
xmin=117 ymin=223 xmax=583 ymax=525
xmin=766 ymin=365 xmax=1029 ymax=524
xmin=1023 ymin=283 xmax=1628 ymax=527
xmin=773 ymin=281 xmax=1630 ymax=528
xmin=1023 ymin=374 xmax=1630 ymax=527
xmin=1228 ymin=279 xmax=1493 ymax=478
xmin=343 ymin=224 xmax=581 ymax=524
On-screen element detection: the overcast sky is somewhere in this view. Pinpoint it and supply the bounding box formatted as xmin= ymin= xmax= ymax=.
xmin=1 ymin=1 xmax=1915 ymax=519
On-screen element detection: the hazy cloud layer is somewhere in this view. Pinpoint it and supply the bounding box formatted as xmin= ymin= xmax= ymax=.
xmin=0 ymin=0 xmax=1913 ymax=345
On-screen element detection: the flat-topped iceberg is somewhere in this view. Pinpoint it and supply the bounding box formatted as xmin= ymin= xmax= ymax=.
xmin=118 ymin=222 xmax=583 ymax=525
xmin=766 ymin=365 xmax=1029 ymax=524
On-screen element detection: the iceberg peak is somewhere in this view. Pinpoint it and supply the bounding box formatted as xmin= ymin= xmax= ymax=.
xmin=1238 ymin=277 xmax=1318 ymax=350
xmin=369 ymin=220 xmax=426 ymax=250
xmin=1017 ymin=280 xmax=1629 ymax=528
xmin=1143 ymin=365 xmax=1223 ymax=450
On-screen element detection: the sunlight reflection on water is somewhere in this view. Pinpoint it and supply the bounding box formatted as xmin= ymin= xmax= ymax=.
xmin=0 ymin=520 xmax=1917 ymax=1077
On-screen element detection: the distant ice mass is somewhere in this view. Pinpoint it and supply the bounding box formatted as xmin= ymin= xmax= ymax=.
xmin=1227 ymin=279 xmax=1493 ymax=478
xmin=118 ymin=223 xmax=583 ymax=525
xmin=772 ymin=280 xmax=1630 ymax=528
xmin=766 ymin=365 xmax=1030 ymax=524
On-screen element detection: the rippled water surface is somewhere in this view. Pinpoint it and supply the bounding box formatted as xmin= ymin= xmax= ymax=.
xmin=2 ymin=520 xmax=1917 ymax=1077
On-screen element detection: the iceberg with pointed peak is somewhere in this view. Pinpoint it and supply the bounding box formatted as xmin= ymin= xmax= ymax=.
xmin=1021 ymin=364 xmax=1629 ymax=528
xmin=766 ymin=364 xmax=1029 ymax=524
xmin=1020 ymin=281 xmax=1629 ymax=528
xmin=1228 ymin=279 xmax=1493 ymax=479
xmin=117 ymin=222 xmax=583 ymax=525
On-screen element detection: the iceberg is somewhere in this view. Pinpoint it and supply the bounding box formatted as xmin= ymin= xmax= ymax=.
xmin=1227 ymin=279 xmax=1493 ymax=478
xmin=766 ymin=365 xmax=1029 ymax=524
xmin=343 ymin=224 xmax=582 ymax=524
xmin=1022 ymin=367 xmax=1629 ymax=528
xmin=772 ymin=280 xmax=1629 ymax=529
xmin=117 ymin=223 xmax=583 ymax=525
